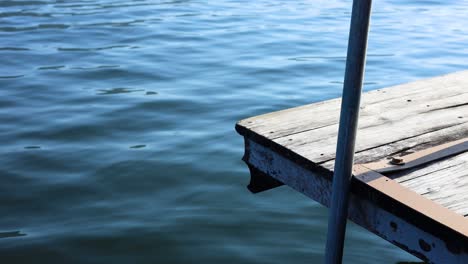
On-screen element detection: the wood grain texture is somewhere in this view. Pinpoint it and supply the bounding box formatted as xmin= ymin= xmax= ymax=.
xmin=236 ymin=70 xmax=468 ymax=217
xmin=237 ymin=70 xmax=468 ymax=142
xmin=389 ymin=152 xmax=468 ymax=216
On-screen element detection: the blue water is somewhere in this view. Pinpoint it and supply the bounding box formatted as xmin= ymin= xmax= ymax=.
xmin=1 ymin=0 xmax=467 ymax=263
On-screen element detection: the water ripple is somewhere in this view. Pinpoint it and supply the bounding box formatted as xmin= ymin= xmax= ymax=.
xmin=0 ymin=47 xmax=30 ymax=51
xmin=69 ymin=65 xmax=120 ymax=70
xmin=0 ymin=75 xmax=24 ymax=79
xmin=0 ymin=1 xmax=47 ymax=7
xmin=0 ymin=231 xmax=26 ymax=239
xmin=97 ymin=88 xmax=144 ymax=95
xmin=1 ymin=0 xmax=467 ymax=263
xmin=57 ymin=45 xmax=130 ymax=51
xmin=0 ymin=12 xmax=52 ymax=18
xmin=0 ymin=24 xmax=69 ymax=32
xmin=37 ymin=65 xmax=66 ymax=70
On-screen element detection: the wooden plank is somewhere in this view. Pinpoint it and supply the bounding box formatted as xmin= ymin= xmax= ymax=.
xmin=274 ymin=96 xmax=468 ymax=164
xmin=354 ymin=164 xmax=468 ymax=237
xmin=236 ymin=71 xmax=468 ymax=169
xmin=320 ymin=122 xmax=468 ymax=170
xmin=237 ymin=70 xmax=468 ymax=140
xmin=389 ymin=152 xmax=468 ymax=216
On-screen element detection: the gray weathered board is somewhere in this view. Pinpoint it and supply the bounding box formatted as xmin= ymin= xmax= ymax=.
xmin=236 ymin=70 xmax=468 ymax=263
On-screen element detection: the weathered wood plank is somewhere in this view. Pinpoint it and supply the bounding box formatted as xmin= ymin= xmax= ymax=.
xmin=320 ymin=122 xmax=468 ymax=170
xmin=389 ymin=152 xmax=468 ymax=216
xmin=237 ymin=70 xmax=468 ymax=141
xmin=275 ymin=103 xmax=467 ymax=164
xmin=237 ymin=71 xmax=468 ymax=169
xmin=236 ymin=71 xmax=468 ymax=263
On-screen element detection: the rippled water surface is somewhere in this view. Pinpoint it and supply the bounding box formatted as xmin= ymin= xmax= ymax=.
xmin=1 ymin=0 xmax=467 ymax=263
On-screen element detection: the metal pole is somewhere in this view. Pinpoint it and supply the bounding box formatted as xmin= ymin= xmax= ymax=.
xmin=325 ymin=0 xmax=372 ymax=263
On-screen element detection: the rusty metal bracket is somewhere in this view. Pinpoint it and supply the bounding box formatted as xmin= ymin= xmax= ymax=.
xmin=359 ymin=137 xmax=468 ymax=174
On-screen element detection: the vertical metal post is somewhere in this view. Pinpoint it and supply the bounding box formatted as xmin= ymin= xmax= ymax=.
xmin=325 ymin=0 xmax=372 ymax=263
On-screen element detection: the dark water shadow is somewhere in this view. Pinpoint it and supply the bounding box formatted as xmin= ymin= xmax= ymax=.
xmin=130 ymin=144 xmax=146 ymax=149
xmin=97 ymin=88 xmax=144 ymax=95
xmin=0 ymin=231 xmax=26 ymax=239
xmin=24 ymin=146 xmax=41 ymax=149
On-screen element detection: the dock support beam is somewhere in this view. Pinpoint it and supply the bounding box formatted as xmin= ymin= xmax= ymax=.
xmin=325 ymin=0 xmax=373 ymax=263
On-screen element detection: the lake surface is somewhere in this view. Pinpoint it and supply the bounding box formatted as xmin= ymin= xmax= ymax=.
xmin=1 ymin=0 xmax=467 ymax=263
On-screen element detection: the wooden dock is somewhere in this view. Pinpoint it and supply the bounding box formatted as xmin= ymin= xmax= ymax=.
xmin=236 ymin=71 xmax=468 ymax=263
